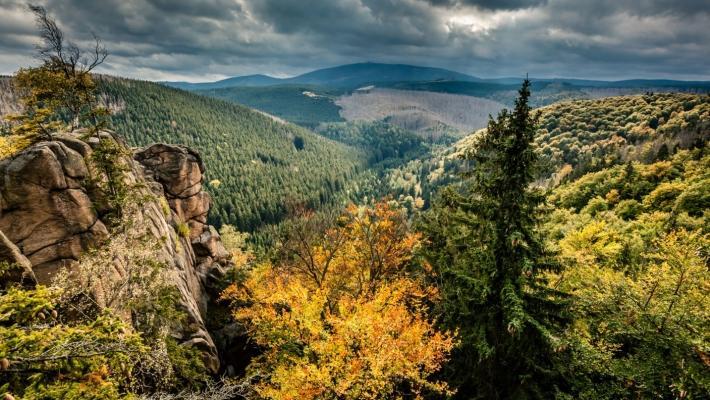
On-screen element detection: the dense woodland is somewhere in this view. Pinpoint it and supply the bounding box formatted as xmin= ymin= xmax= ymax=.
xmin=384 ymin=92 xmax=709 ymax=208
xmin=98 ymin=78 xmax=365 ymax=232
xmin=0 ymin=9 xmax=708 ymax=399
xmin=196 ymin=85 xmax=345 ymax=129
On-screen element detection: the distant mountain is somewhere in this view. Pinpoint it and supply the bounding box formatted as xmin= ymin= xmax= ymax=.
xmin=163 ymin=62 xmax=481 ymax=91
xmin=286 ymin=62 xmax=480 ymax=88
xmin=160 ymin=62 xmax=710 ymax=136
xmin=163 ymin=62 xmax=710 ymax=93
xmin=484 ymin=77 xmax=710 ymax=89
xmin=163 ymin=74 xmax=283 ymax=90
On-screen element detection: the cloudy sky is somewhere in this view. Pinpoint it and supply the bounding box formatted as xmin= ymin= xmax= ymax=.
xmin=1 ymin=0 xmax=708 ymax=82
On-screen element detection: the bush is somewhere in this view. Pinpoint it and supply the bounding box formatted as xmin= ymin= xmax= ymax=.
xmin=0 ymin=134 xmax=33 ymax=160
xmin=159 ymin=197 xmax=172 ymax=217
xmin=582 ymin=196 xmax=608 ymax=216
xmin=615 ymin=199 xmax=643 ymax=220
xmin=674 ymin=181 xmax=710 ymax=217
xmin=643 ymin=181 xmax=687 ymax=211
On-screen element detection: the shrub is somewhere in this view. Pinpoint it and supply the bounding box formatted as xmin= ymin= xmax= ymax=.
xmin=159 ymin=197 xmax=172 ymax=218
xmin=615 ymin=199 xmax=643 ymax=220
xmin=674 ymin=181 xmax=710 ymax=217
xmin=176 ymin=222 xmax=190 ymax=238
xmin=582 ymin=196 xmax=608 ymax=216
xmin=0 ymin=134 xmax=33 ymax=160
xmin=643 ymin=181 xmax=687 ymax=211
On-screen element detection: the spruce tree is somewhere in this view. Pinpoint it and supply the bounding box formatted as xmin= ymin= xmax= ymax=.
xmin=421 ymin=79 xmax=569 ymax=399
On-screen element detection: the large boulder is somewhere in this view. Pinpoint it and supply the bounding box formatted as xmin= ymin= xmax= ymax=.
xmin=135 ymin=144 xmax=210 ymax=239
xmin=0 ymin=139 xmax=108 ymax=282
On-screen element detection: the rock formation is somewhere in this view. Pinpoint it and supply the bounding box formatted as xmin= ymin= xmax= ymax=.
xmin=0 ymin=135 xmax=109 ymax=282
xmin=0 ymin=131 xmax=231 ymax=373
xmin=135 ymin=144 xmax=211 ymax=239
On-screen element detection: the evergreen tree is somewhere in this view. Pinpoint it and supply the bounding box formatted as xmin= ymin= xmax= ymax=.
xmin=420 ymin=80 xmax=569 ymax=399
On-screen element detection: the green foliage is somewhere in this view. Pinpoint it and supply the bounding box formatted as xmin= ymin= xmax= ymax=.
xmin=0 ymin=285 xmax=145 ymax=399
xmin=420 ymin=80 xmax=569 ymax=398
xmin=6 ymin=68 xmax=72 ymax=139
xmin=543 ymin=146 xmax=710 ymax=398
xmin=98 ymin=78 xmax=365 ymax=233
xmin=380 ymin=93 xmax=709 ymax=209
xmin=581 ymin=196 xmax=608 ymax=216
xmin=176 ymin=222 xmax=190 ymax=238
xmin=197 ymin=85 xmax=345 ymax=128
xmin=643 ymin=181 xmax=687 ymax=211
xmin=87 ymin=135 xmax=133 ymax=222
xmin=164 ymin=337 xmax=208 ymax=391
xmin=674 ymin=180 xmax=710 ymax=216
xmin=316 ymin=120 xmax=428 ymax=166
xmin=555 ymin=229 xmax=709 ymax=399
xmin=614 ymin=198 xmax=643 ymax=220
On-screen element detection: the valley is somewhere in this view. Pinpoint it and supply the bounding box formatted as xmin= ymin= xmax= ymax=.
xmin=0 ymin=4 xmax=708 ymax=398
xmin=168 ymin=63 xmax=710 ymax=142
xmin=335 ymin=87 xmax=505 ymax=139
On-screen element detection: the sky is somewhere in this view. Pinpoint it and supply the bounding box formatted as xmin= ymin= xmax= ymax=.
xmin=0 ymin=0 xmax=708 ymax=82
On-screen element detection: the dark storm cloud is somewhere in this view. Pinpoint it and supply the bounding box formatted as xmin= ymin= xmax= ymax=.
xmin=0 ymin=0 xmax=708 ymax=81
xmin=425 ymin=0 xmax=548 ymax=10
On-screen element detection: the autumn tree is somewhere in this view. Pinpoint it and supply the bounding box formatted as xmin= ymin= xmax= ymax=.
xmin=6 ymin=5 xmax=108 ymax=141
xmin=420 ymin=80 xmax=570 ymax=398
xmin=543 ymin=146 xmax=710 ymax=397
xmin=222 ymin=202 xmax=456 ymax=400
xmin=557 ymin=228 xmax=709 ymax=397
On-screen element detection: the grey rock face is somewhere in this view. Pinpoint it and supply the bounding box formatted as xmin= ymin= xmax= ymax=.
xmin=0 ymin=139 xmax=109 ymax=282
xmin=0 ymin=133 xmax=231 ymax=374
xmin=135 ymin=144 xmax=211 ymax=239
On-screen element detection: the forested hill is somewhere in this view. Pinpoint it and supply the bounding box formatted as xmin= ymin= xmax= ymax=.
xmin=96 ymin=77 xmax=366 ymax=231
xmin=384 ymin=92 xmax=709 ymax=206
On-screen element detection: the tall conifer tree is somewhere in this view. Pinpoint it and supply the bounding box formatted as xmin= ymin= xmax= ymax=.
xmin=421 ymin=80 xmax=569 ymax=399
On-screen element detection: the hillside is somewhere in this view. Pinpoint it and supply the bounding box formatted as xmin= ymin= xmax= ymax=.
xmin=191 ymin=85 xmax=507 ymax=136
xmin=161 ymin=63 xmax=709 ymax=137
xmin=96 ymin=77 xmax=366 ymax=232
xmin=387 ymin=80 xmax=710 ymax=107
xmin=196 ymin=85 xmax=345 ymax=128
xmin=336 ymin=88 xmax=505 ymax=138
xmin=383 ymin=93 xmax=709 ymax=206
xmin=178 ymin=66 xmax=709 ymax=134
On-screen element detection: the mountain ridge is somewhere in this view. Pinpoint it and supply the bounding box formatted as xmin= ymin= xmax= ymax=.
xmin=163 ymin=62 xmax=481 ymax=90
xmin=162 ymin=62 xmax=710 ymax=91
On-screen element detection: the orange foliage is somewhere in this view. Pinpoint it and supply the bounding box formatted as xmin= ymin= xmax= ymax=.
xmin=222 ymin=202 xmax=455 ymax=400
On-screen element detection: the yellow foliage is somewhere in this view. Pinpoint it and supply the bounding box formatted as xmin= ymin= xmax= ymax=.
xmin=643 ymin=181 xmax=687 ymax=211
xmin=552 ymin=228 xmax=709 ymax=395
xmin=559 ymin=229 xmax=708 ymax=338
xmin=222 ymin=202 xmax=455 ymax=399
xmin=559 ymin=220 xmax=624 ymax=268
xmin=0 ymin=134 xmax=33 ymax=159
xmin=604 ymin=188 xmax=620 ymax=205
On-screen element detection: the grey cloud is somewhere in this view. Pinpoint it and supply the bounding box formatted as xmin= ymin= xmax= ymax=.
xmin=0 ymin=0 xmax=707 ymax=81
xmin=426 ymin=0 xmax=548 ymax=10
